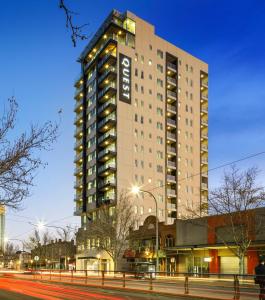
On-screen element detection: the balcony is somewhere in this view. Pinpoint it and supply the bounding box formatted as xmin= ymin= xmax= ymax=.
xmin=98 ymin=67 xmax=117 ymax=86
xmin=74 ymin=206 xmax=83 ymax=216
xmin=74 ymin=101 xmax=83 ymax=112
xmin=74 ymin=179 xmax=83 ymax=189
xmin=167 ymin=188 xmax=176 ymax=197
xmin=167 ymin=62 xmax=177 ymax=72
xmin=98 ymin=193 xmax=115 ymax=205
xmin=98 ymin=130 xmax=116 ymax=147
xmin=167 ymin=217 xmax=175 ymax=225
xmin=74 ymin=74 xmax=83 ymax=88
xmin=201 ymin=183 xmax=208 ymax=191
xmin=74 ymin=139 xmax=83 ymax=150
xmin=167 ymin=132 xmax=176 ymax=141
xmin=167 ymin=203 xmax=176 ymax=211
xmin=167 ymin=160 xmax=176 ymax=169
xmin=201 ymin=81 xmax=208 ymax=89
xmin=74 ymin=152 xmax=83 ymax=162
xmin=167 ymin=175 xmax=176 ymax=182
xmin=98 ymin=98 xmax=116 ymax=117
xmin=74 ymin=111 xmax=83 ymax=124
xmin=74 ymin=85 xmax=84 ymax=100
xmin=201 ymin=94 xmax=208 ymax=101
xmin=98 ymin=115 xmax=116 ymax=132
xmin=98 ymin=83 xmax=117 ymax=102
xmin=201 ymin=119 xmax=208 ymax=127
xmin=167 ymin=146 xmax=176 ymax=155
xmin=98 ymin=148 xmax=116 ymax=162
xmin=167 ymin=104 xmax=177 ymax=114
xmin=87 ymin=202 xmax=97 ymax=211
xmin=74 ymin=194 xmax=82 ymax=202
xmin=201 ymin=107 xmax=208 ymax=115
xmin=201 ymin=145 xmax=208 ymax=152
xmin=98 ymin=49 xmax=117 ymax=70
xmin=201 ymin=133 xmax=208 ymax=140
xmin=201 ymin=170 xmax=208 ymax=178
xmin=98 ymin=178 xmax=116 ymax=191
xmin=167 ymin=76 xmax=177 ymax=86
xmin=74 ymin=165 xmax=83 ymax=176
xmin=167 ymin=90 xmax=177 ymax=100
xmin=167 ymin=118 xmax=176 ymax=128
xmin=98 ymin=163 xmax=116 ymax=177
xmin=201 ymin=158 xmax=208 ymax=165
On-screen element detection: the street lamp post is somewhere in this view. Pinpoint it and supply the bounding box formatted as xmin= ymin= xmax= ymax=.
xmin=132 ymin=186 xmax=159 ymax=273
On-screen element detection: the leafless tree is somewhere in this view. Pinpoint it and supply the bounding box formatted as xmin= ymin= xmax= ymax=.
xmin=187 ymin=165 xmax=265 ymax=274
xmin=81 ymin=192 xmax=138 ymax=271
xmin=56 ymin=224 xmax=77 ymax=241
xmin=0 ymin=98 xmax=58 ymax=210
xmin=59 ymin=0 xmax=89 ymax=47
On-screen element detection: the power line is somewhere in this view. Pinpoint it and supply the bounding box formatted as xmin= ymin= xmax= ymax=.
xmin=147 ymin=150 xmax=265 ymax=193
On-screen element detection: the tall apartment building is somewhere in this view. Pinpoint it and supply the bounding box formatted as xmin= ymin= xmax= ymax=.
xmin=74 ymin=10 xmax=208 ymax=270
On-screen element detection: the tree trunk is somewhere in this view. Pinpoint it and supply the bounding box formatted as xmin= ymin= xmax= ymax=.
xmin=239 ymin=254 xmax=245 ymax=275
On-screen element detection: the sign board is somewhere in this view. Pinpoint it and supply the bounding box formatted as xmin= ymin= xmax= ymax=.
xmin=119 ymin=53 xmax=131 ymax=104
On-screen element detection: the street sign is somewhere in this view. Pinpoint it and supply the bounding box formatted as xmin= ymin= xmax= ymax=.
xmin=34 ymin=256 xmax=39 ymax=261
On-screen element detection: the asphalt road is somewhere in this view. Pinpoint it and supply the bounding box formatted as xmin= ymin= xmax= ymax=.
xmin=0 ymin=277 xmax=176 ymax=300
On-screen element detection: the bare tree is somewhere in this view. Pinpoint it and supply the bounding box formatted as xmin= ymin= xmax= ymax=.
xmin=188 ymin=165 xmax=265 ymax=274
xmin=56 ymin=224 xmax=77 ymax=241
xmin=0 ymin=98 xmax=58 ymax=210
xmin=59 ymin=0 xmax=89 ymax=47
xmin=81 ymin=192 xmax=138 ymax=271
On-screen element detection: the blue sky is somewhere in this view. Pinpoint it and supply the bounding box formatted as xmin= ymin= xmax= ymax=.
xmin=1 ymin=0 xmax=265 ymax=243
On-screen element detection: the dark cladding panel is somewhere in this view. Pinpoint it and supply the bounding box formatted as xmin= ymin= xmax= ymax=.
xmin=119 ymin=53 xmax=131 ymax=104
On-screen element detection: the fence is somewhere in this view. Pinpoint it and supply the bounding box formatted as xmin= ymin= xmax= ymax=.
xmin=4 ymin=269 xmax=263 ymax=300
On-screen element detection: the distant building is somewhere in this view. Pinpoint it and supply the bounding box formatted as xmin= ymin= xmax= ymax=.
xmin=31 ymin=239 xmax=76 ymax=269
xmin=74 ymin=9 xmax=208 ymax=271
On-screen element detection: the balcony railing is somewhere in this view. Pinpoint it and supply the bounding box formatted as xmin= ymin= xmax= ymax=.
xmin=167 ymin=217 xmax=175 ymax=224
xmin=201 ymin=133 xmax=208 ymax=140
xmin=98 ymin=114 xmax=116 ymax=130
xmin=98 ymin=163 xmax=116 ymax=174
xmin=167 ymin=90 xmax=177 ymax=99
xmin=167 ymin=160 xmax=176 ymax=168
xmin=98 ymin=83 xmax=116 ymax=99
xmin=98 ymin=178 xmax=116 ymax=188
xmin=167 ymin=62 xmax=177 ymax=72
xmin=74 ymin=140 xmax=82 ymax=149
xmin=167 ymin=146 xmax=176 ymax=154
xmin=98 ymin=49 xmax=117 ymax=69
xmin=201 ymin=145 xmax=208 ymax=152
xmin=201 ymin=81 xmax=208 ymax=88
xmin=74 ymin=179 xmax=83 ymax=188
xmin=167 ymin=203 xmax=176 ymax=210
xmin=167 ymin=104 xmax=177 ymax=113
xmin=167 ymin=188 xmax=176 ymax=197
xmin=201 ymin=119 xmax=208 ymax=127
xmin=167 ymin=175 xmax=176 ymax=182
xmin=98 ymin=147 xmax=116 ymax=159
xmin=167 ymin=76 xmax=177 ymax=85
xmin=98 ymin=98 xmax=116 ymax=115
xmin=167 ymin=118 xmax=176 ymax=127
xmin=201 ymin=183 xmax=208 ymax=190
xmin=167 ymin=132 xmax=176 ymax=140
xmin=98 ymin=67 xmax=116 ymax=83
xmin=74 ymin=206 xmax=83 ymax=216
xmin=98 ymin=130 xmax=116 ymax=144
xmin=201 ymin=158 xmax=208 ymax=164
xmin=201 ymin=94 xmax=208 ymax=101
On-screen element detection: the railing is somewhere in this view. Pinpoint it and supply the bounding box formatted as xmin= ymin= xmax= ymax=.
xmin=11 ymin=270 xmax=260 ymax=300
xmin=98 ymin=67 xmax=116 ymax=83
xmin=167 ymin=188 xmax=176 ymax=196
xmin=167 ymin=104 xmax=176 ymax=113
xmin=98 ymin=114 xmax=116 ymax=129
xmin=201 ymin=183 xmax=208 ymax=190
xmin=98 ymin=178 xmax=116 ymax=188
xmin=167 ymin=175 xmax=176 ymax=181
xmin=167 ymin=146 xmax=176 ymax=153
xmin=202 ymin=81 xmax=208 ymax=88
xmin=201 ymin=145 xmax=208 ymax=152
xmin=201 ymin=133 xmax=208 ymax=139
xmin=167 ymin=203 xmax=176 ymax=210
xmin=201 ymin=158 xmax=208 ymax=164
xmin=167 ymin=132 xmax=176 ymax=140
xmin=98 ymin=83 xmax=116 ymax=99
xmin=98 ymin=163 xmax=116 ymax=173
xmin=201 ymin=94 xmax=208 ymax=101
xmin=98 ymin=98 xmax=116 ymax=114
xmin=201 ymin=119 xmax=208 ymax=126
xmin=167 ymin=90 xmax=177 ymax=99
xmin=98 ymin=147 xmax=116 ymax=158
xmin=167 ymin=62 xmax=177 ymax=71
xmin=74 ymin=140 xmax=82 ymax=149
xmin=167 ymin=76 xmax=177 ymax=85
xmin=98 ymin=130 xmax=116 ymax=144
xmin=167 ymin=160 xmax=176 ymax=168
xmin=167 ymin=118 xmax=176 ymax=126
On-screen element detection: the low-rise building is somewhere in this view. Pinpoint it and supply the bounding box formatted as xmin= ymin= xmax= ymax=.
xmin=31 ymin=239 xmax=76 ymax=269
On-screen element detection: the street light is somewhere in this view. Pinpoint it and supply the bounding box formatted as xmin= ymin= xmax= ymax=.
xmin=131 ymin=186 xmax=159 ymax=272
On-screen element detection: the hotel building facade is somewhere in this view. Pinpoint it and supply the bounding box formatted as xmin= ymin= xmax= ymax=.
xmin=74 ymin=10 xmax=208 ymax=270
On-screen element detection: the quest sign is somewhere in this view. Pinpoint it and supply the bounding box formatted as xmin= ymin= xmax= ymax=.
xmin=119 ymin=53 xmax=131 ymax=104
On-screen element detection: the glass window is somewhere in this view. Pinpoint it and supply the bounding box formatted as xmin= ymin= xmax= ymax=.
xmin=123 ymin=18 xmax=136 ymax=34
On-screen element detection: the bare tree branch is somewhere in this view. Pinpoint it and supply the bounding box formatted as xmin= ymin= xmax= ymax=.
xmin=59 ymin=0 xmax=89 ymax=47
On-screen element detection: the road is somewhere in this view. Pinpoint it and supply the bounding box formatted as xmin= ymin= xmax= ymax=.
xmin=0 ymin=276 xmax=175 ymax=300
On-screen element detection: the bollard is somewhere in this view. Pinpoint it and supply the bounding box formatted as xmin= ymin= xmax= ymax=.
xmin=102 ymin=270 xmax=105 ymax=286
xmin=149 ymin=273 xmax=153 ymax=291
xmin=85 ymin=270 xmax=88 ymax=285
xmin=59 ymin=269 xmax=61 ymax=281
xmin=122 ymin=272 xmax=126 ymax=288
xmin=71 ymin=269 xmax=73 ymax=283
xmin=184 ymin=276 xmax=189 ymax=294
xmin=49 ymin=270 xmax=51 ymax=281
xmin=40 ymin=270 xmax=42 ymax=280
xmin=233 ymin=275 xmax=240 ymax=300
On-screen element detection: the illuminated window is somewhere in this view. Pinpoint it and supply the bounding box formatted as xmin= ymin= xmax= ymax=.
xmin=123 ymin=18 xmax=136 ymax=34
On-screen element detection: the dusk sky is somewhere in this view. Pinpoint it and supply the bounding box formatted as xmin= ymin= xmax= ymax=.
xmin=1 ymin=0 xmax=265 ymax=244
